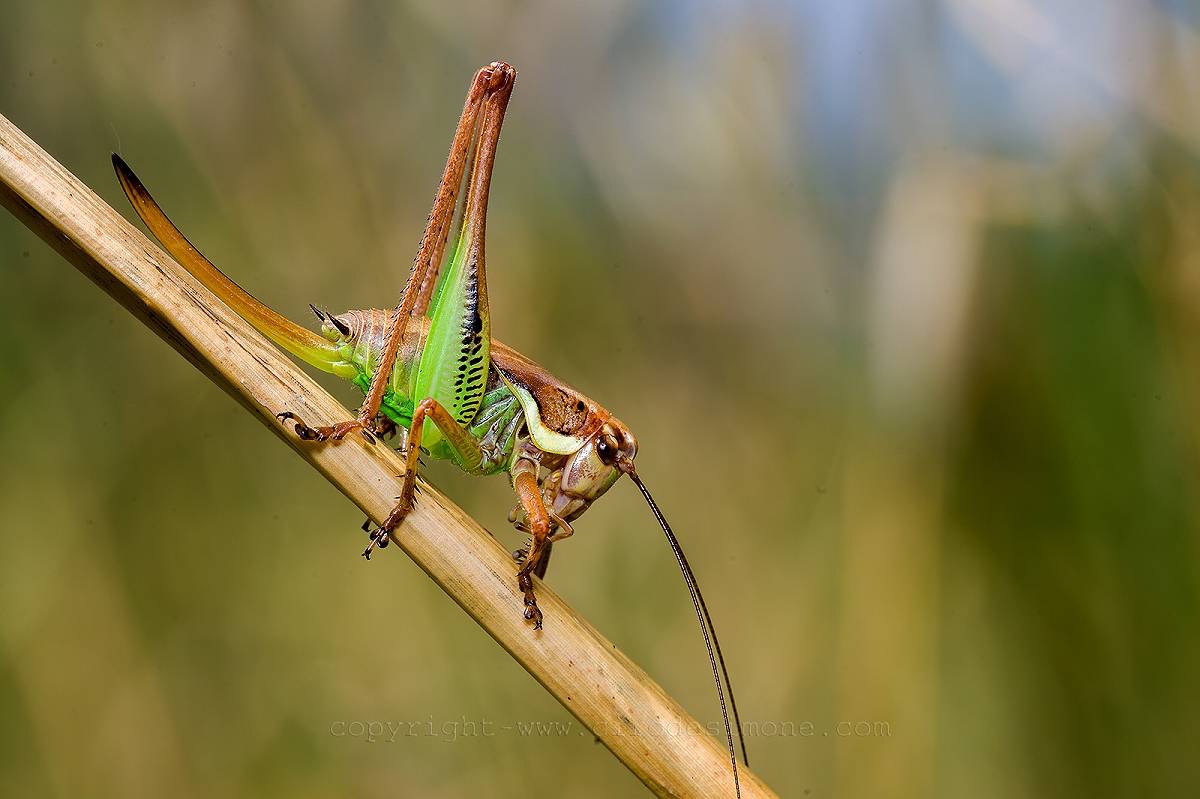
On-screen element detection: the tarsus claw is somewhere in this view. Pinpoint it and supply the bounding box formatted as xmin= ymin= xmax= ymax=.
xmin=361 ymin=526 xmax=391 ymax=560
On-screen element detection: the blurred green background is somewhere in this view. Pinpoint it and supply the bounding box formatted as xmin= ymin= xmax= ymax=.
xmin=2 ymin=1 xmax=1199 ymax=797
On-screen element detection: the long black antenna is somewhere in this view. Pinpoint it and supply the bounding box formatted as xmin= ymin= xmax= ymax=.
xmin=620 ymin=460 xmax=748 ymax=797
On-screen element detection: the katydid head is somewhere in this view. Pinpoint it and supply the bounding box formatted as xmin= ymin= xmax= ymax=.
xmin=543 ymin=419 xmax=638 ymax=522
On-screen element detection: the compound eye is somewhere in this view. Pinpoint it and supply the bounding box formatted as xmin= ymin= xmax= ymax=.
xmin=596 ymin=434 xmax=619 ymax=465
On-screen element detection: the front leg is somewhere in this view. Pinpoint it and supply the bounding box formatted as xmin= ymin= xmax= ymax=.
xmin=510 ymin=459 xmax=554 ymax=629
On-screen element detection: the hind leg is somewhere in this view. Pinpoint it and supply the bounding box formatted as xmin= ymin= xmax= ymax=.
xmin=278 ymin=63 xmax=516 ymax=444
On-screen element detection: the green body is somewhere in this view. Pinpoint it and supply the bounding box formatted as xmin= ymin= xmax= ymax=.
xmin=331 ymin=228 xmax=519 ymax=476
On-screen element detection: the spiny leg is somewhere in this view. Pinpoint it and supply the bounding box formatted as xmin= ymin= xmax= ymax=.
xmin=509 ymin=467 xmax=574 ymax=581
xmin=510 ymin=477 xmax=576 ymax=623
xmin=509 ymin=464 xmax=580 ymax=628
xmin=511 ymin=538 xmax=555 ymax=581
xmin=363 ymin=397 xmax=489 ymax=558
xmin=510 ymin=462 xmax=552 ymax=629
xmin=510 ymin=514 xmax=574 ymax=580
xmin=356 ymin=62 xmax=513 ymax=431
xmin=412 ymin=63 xmax=513 ymax=320
xmin=277 ymin=62 xmax=517 ymax=444
xmin=367 ymin=76 xmax=514 ymax=565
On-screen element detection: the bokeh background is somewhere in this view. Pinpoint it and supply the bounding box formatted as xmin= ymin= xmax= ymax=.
xmin=2 ymin=1 xmax=1199 ymax=797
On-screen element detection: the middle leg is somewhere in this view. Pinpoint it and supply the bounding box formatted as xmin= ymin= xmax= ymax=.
xmin=363 ymin=397 xmax=489 ymax=558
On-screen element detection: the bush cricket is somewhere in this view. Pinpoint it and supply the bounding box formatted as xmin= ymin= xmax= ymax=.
xmin=112 ymin=61 xmax=749 ymax=794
